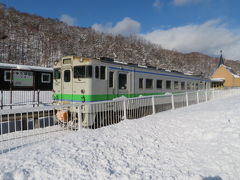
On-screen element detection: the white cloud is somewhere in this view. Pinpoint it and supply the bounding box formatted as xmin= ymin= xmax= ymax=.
xmin=153 ymin=0 xmax=162 ymax=9
xmin=92 ymin=17 xmax=140 ymax=36
xmin=173 ymin=0 xmax=203 ymax=6
xmin=142 ymin=19 xmax=240 ymax=60
xmin=60 ymin=14 xmax=76 ymax=26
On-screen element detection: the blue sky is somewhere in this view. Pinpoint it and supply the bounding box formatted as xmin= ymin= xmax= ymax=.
xmin=2 ymin=0 xmax=240 ymax=60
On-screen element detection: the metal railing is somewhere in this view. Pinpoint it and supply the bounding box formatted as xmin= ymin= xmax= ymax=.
xmin=0 ymin=90 xmax=53 ymax=109
xmin=0 ymin=88 xmax=240 ymax=154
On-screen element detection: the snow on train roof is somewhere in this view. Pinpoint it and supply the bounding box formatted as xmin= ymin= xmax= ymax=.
xmin=99 ymin=58 xmax=207 ymax=80
xmin=0 ymin=63 xmax=53 ymax=72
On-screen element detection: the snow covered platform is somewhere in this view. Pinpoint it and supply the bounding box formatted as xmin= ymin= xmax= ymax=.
xmin=1 ymin=95 xmax=240 ymax=179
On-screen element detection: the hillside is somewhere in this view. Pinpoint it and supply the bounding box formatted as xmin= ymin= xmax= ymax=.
xmin=0 ymin=3 xmax=240 ymax=77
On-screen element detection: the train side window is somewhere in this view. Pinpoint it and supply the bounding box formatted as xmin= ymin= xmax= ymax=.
xmin=54 ymin=69 xmax=61 ymax=79
xmin=146 ymin=79 xmax=153 ymax=89
xmin=187 ymin=82 xmax=191 ymax=90
xmin=64 ymin=70 xmax=71 ymax=82
xmin=191 ymin=83 xmax=195 ymax=90
xmin=139 ymin=78 xmax=143 ymax=89
xmin=42 ymin=73 xmax=51 ymax=83
xmin=100 ymin=66 xmax=106 ymax=80
xmin=199 ymin=82 xmax=203 ymax=89
xmin=109 ymin=71 xmax=114 ymax=88
xmin=4 ymin=70 xmax=11 ymax=81
xmin=156 ymin=80 xmax=162 ymax=89
xmin=196 ymin=83 xmax=199 ymax=90
xmin=118 ymin=73 xmax=127 ymax=89
xmin=95 ymin=66 xmax=99 ymax=79
xmin=166 ymin=80 xmax=171 ymax=89
xmin=174 ymin=81 xmax=179 ymax=90
xmin=181 ymin=82 xmax=185 ymax=90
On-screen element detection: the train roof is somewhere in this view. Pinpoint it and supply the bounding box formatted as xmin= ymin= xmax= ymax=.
xmin=98 ymin=58 xmax=208 ymax=80
xmin=58 ymin=56 xmax=209 ymax=81
xmin=0 ymin=63 xmax=53 ymax=72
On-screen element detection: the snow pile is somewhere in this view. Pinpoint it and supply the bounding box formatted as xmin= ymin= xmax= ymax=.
xmin=1 ymin=96 xmax=240 ymax=180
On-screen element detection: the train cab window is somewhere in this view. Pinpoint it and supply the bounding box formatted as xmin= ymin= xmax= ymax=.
xmin=64 ymin=70 xmax=71 ymax=82
xmin=95 ymin=66 xmax=99 ymax=79
xmin=4 ymin=70 xmax=11 ymax=81
xmin=74 ymin=66 xmax=92 ymax=78
xmin=86 ymin=66 xmax=92 ymax=78
xmin=181 ymin=82 xmax=185 ymax=90
xmin=156 ymin=80 xmax=162 ymax=89
xmin=139 ymin=78 xmax=143 ymax=89
xmin=100 ymin=66 xmax=106 ymax=80
xmin=118 ymin=73 xmax=127 ymax=89
xmin=146 ymin=79 xmax=153 ymax=89
xmin=109 ymin=71 xmax=114 ymax=88
xmin=174 ymin=81 xmax=179 ymax=90
xmin=41 ymin=73 xmax=51 ymax=83
xmin=166 ymin=80 xmax=171 ymax=89
xmin=54 ymin=69 xmax=61 ymax=79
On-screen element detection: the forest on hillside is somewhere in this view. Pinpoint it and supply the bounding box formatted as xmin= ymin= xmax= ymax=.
xmin=0 ymin=3 xmax=240 ymax=77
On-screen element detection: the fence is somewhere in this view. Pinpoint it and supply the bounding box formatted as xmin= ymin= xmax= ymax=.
xmin=0 ymin=88 xmax=240 ymax=154
xmin=0 ymin=90 xmax=53 ymax=109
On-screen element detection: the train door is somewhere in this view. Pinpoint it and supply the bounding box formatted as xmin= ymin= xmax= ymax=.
xmin=61 ymin=67 xmax=73 ymax=102
xmin=117 ymin=72 xmax=129 ymax=97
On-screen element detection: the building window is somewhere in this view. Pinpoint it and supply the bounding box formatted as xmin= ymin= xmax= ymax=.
xmin=64 ymin=70 xmax=71 ymax=82
xmin=109 ymin=71 xmax=114 ymax=88
xmin=118 ymin=73 xmax=127 ymax=89
xmin=95 ymin=66 xmax=99 ymax=79
xmin=181 ymin=82 xmax=185 ymax=90
xmin=100 ymin=66 xmax=106 ymax=80
xmin=4 ymin=70 xmax=11 ymax=82
xmin=146 ymin=79 xmax=153 ymax=89
xmin=74 ymin=66 xmax=92 ymax=78
xmin=139 ymin=78 xmax=143 ymax=89
xmin=166 ymin=80 xmax=171 ymax=89
xmin=156 ymin=80 xmax=162 ymax=89
xmin=41 ymin=73 xmax=51 ymax=83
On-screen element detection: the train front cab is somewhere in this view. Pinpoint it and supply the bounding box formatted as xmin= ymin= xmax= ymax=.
xmin=53 ymin=56 xmax=97 ymax=127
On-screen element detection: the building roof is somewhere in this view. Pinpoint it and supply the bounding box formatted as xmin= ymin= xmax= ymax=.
xmin=211 ymin=78 xmax=225 ymax=82
xmin=0 ymin=63 xmax=53 ymax=72
xmin=221 ymin=64 xmax=240 ymax=78
xmin=217 ymin=51 xmax=224 ymax=68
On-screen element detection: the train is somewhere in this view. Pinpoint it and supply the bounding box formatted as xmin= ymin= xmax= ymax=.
xmin=53 ymin=56 xmax=210 ymax=127
xmin=0 ymin=63 xmax=53 ymax=91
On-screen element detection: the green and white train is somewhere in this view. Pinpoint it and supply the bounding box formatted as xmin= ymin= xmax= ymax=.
xmin=53 ymin=56 xmax=210 ymax=127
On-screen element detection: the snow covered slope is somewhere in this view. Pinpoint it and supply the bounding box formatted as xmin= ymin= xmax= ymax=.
xmin=1 ymin=96 xmax=240 ymax=180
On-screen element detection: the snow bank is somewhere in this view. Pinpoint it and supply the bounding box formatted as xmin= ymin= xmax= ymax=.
xmin=1 ymin=96 xmax=240 ymax=180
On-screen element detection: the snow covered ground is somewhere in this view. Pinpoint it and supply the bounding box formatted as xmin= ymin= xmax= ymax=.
xmin=1 ymin=95 xmax=240 ymax=180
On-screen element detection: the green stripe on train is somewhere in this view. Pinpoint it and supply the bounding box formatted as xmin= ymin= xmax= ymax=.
xmin=53 ymin=92 xmax=166 ymax=102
